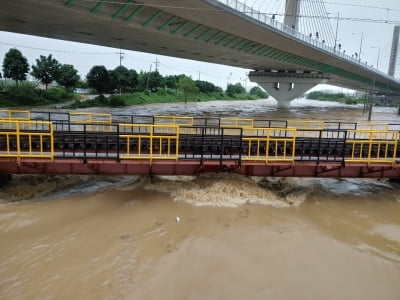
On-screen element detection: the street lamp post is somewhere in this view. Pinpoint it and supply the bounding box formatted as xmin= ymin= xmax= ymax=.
xmin=328 ymin=12 xmax=340 ymax=50
xmin=371 ymin=46 xmax=381 ymax=70
xmin=352 ymin=32 xmax=363 ymax=62
xmin=334 ymin=12 xmax=339 ymax=50
xmin=376 ymin=46 xmax=380 ymax=69
xmin=359 ymin=32 xmax=364 ymax=62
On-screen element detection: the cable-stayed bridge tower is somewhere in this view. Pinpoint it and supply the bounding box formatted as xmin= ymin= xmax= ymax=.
xmin=284 ymin=0 xmax=300 ymax=30
xmin=249 ymin=0 xmax=340 ymax=107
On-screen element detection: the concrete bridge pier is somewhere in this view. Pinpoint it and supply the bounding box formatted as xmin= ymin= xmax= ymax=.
xmin=249 ymin=70 xmax=330 ymax=107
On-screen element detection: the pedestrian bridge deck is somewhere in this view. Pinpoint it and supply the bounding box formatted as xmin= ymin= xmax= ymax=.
xmin=1 ymin=110 xmax=400 ymax=178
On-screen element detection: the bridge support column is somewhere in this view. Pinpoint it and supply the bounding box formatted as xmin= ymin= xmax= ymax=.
xmin=249 ymin=70 xmax=330 ymax=108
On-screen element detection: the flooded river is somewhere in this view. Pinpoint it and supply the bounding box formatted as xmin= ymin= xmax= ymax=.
xmin=1 ymin=98 xmax=400 ymax=299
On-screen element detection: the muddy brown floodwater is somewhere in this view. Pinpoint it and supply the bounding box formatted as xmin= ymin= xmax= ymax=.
xmin=1 ymin=98 xmax=400 ymax=299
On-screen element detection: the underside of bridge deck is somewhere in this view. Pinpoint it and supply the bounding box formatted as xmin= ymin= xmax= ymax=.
xmin=1 ymin=0 xmax=400 ymax=98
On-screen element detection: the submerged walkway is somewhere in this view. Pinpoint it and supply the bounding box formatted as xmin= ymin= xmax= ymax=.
xmin=1 ymin=110 xmax=400 ymax=178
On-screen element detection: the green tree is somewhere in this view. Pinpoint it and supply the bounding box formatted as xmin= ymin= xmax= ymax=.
xmin=109 ymin=66 xmax=137 ymax=93
xmin=86 ymin=65 xmax=110 ymax=95
xmin=195 ymin=80 xmax=222 ymax=93
xmin=147 ymin=71 xmax=164 ymax=92
xmin=164 ymin=75 xmax=178 ymax=91
xmin=164 ymin=75 xmax=185 ymax=92
xmin=56 ymin=64 xmax=80 ymax=92
xmin=128 ymin=69 xmax=138 ymax=91
xmin=2 ymin=48 xmax=30 ymax=85
xmin=76 ymin=79 xmax=89 ymax=89
xmin=137 ymin=70 xmax=164 ymax=92
xmin=137 ymin=71 xmax=148 ymax=92
xmin=226 ymin=82 xmax=245 ymax=96
xmin=249 ymin=86 xmax=268 ymax=98
xmin=31 ymin=54 xmax=61 ymax=90
xmin=177 ymin=76 xmax=199 ymax=103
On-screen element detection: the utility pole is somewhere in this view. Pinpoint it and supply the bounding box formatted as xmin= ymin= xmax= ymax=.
xmin=226 ymin=72 xmax=232 ymax=88
xmin=153 ymin=58 xmax=160 ymax=72
xmin=198 ymin=71 xmax=201 ymax=81
xmin=119 ymin=49 xmax=125 ymax=67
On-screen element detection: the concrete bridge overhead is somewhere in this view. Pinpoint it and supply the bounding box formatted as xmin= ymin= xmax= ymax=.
xmin=1 ymin=0 xmax=400 ymax=106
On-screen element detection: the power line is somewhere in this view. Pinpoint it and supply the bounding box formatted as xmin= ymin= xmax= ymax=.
xmin=304 ymin=0 xmax=400 ymax=12
xmin=0 ymin=41 xmax=116 ymax=55
xmin=80 ymin=0 xmax=400 ymax=14
xmin=257 ymin=13 xmax=400 ymax=25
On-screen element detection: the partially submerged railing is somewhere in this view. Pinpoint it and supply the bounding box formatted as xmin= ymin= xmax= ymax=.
xmin=0 ymin=120 xmax=54 ymax=160
xmin=1 ymin=110 xmax=400 ymax=166
xmin=242 ymin=127 xmax=296 ymax=162
xmin=118 ymin=124 xmax=180 ymax=160
xmin=346 ymin=129 xmax=398 ymax=163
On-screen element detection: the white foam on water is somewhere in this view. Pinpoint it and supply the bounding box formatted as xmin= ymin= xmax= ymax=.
xmin=120 ymin=174 xmax=398 ymax=208
xmin=290 ymin=97 xmax=359 ymax=108
xmin=141 ymin=173 xmax=307 ymax=208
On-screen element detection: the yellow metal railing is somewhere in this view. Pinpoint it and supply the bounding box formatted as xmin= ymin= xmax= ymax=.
xmin=69 ymin=112 xmax=113 ymax=131
xmin=0 ymin=109 xmax=31 ymax=121
xmin=242 ymin=128 xmax=296 ymax=162
xmin=287 ymin=120 xmax=324 ymax=138
xmin=154 ymin=115 xmax=193 ymax=126
xmin=0 ymin=120 xmax=54 ymax=160
xmin=346 ymin=129 xmax=398 ymax=163
xmin=220 ymin=117 xmax=254 ymax=128
xmin=242 ymin=127 xmax=295 ymax=138
xmin=356 ymin=122 xmax=389 ymax=131
xmin=154 ymin=116 xmax=194 ymax=134
xmin=287 ymin=119 xmax=324 ymax=130
xmin=0 ymin=110 xmax=32 ymax=129
xmin=119 ymin=124 xmax=179 ymax=160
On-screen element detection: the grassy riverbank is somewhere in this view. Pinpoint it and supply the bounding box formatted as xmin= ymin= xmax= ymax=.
xmin=64 ymin=90 xmax=262 ymax=109
xmin=306 ymin=91 xmax=365 ymax=104
xmin=0 ymin=82 xmax=77 ymax=107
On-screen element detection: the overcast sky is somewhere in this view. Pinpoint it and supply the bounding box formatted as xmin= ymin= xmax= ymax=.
xmin=0 ymin=0 xmax=399 ymax=92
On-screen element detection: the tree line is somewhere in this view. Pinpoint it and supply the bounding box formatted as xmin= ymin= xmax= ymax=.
xmin=1 ymin=48 xmax=267 ymax=103
xmin=1 ymin=48 xmax=80 ymax=91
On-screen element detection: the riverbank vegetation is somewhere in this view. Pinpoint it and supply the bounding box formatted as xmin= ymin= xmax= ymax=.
xmin=1 ymin=47 xmax=268 ymax=108
xmin=306 ymin=91 xmax=365 ymax=104
xmin=65 ymin=89 xmax=265 ymax=109
xmin=0 ymin=81 xmax=77 ymax=107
